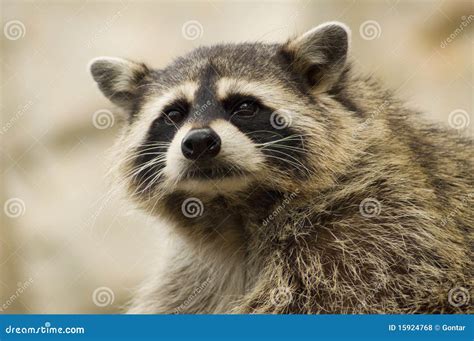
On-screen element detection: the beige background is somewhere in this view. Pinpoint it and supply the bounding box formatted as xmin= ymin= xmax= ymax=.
xmin=1 ymin=0 xmax=472 ymax=313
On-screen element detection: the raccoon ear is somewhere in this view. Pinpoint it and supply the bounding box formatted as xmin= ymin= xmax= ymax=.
xmin=282 ymin=22 xmax=350 ymax=93
xmin=89 ymin=57 xmax=150 ymax=111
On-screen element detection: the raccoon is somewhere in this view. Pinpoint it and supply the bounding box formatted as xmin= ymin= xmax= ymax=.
xmin=90 ymin=22 xmax=473 ymax=314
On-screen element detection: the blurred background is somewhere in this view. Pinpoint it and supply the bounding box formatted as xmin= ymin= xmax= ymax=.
xmin=1 ymin=0 xmax=472 ymax=313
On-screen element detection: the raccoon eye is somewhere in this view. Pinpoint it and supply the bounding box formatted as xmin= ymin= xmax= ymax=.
xmin=232 ymin=101 xmax=259 ymax=118
xmin=164 ymin=109 xmax=185 ymax=125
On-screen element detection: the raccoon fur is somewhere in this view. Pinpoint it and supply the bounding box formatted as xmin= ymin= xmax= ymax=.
xmin=90 ymin=22 xmax=473 ymax=314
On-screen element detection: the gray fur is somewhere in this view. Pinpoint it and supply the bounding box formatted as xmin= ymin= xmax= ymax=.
xmin=90 ymin=22 xmax=473 ymax=314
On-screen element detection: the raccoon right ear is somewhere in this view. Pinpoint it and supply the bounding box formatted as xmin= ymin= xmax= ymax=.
xmin=282 ymin=22 xmax=351 ymax=93
xmin=89 ymin=57 xmax=150 ymax=111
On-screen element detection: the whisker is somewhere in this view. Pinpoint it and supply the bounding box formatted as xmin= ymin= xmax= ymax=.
xmin=256 ymin=134 xmax=304 ymax=147
xmin=123 ymin=156 xmax=167 ymax=180
xmin=120 ymin=151 xmax=168 ymax=164
xmin=263 ymin=149 xmax=312 ymax=176
xmin=261 ymin=143 xmax=308 ymax=153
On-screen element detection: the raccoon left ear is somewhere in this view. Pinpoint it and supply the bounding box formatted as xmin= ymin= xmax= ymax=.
xmin=282 ymin=22 xmax=350 ymax=93
xmin=89 ymin=56 xmax=150 ymax=111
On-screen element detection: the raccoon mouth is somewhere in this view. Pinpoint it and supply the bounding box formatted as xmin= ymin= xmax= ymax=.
xmin=182 ymin=164 xmax=245 ymax=180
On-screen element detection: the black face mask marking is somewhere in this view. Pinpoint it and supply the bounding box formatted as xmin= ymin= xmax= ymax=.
xmin=220 ymin=94 xmax=308 ymax=178
xmin=131 ymin=98 xmax=189 ymax=193
xmin=131 ymin=61 xmax=311 ymax=192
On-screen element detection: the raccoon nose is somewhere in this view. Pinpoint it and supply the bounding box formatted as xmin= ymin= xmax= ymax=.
xmin=181 ymin=128 xmax=221 ymax=160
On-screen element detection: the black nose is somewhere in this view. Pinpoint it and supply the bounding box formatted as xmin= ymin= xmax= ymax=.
xmin=181 ymin=128 xmax=221 ymax=160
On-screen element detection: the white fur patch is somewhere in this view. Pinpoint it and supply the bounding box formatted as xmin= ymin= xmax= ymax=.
xmin=216 ymin=77 xmax=295 ymax=109
xmin=162 ymin=123 xmax=193 ymax=183
xmin=163 ymin=119 xmax=265 ymax=194
xmin=210 ymin=119 xmax=264 ymax=174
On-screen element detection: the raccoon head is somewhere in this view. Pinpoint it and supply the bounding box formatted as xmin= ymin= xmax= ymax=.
xmin=90 ymin=22 xmax=358 ymax=207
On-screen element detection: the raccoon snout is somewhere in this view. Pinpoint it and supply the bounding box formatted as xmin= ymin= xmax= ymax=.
xmin=181 ymin=128 xmax=221 ymax=160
